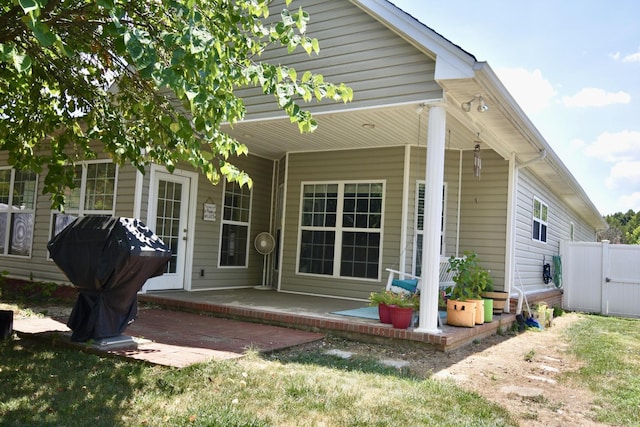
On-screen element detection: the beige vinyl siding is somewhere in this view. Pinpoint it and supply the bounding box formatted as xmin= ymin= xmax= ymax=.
xmin=237 ymin=0 xmax=441 ymax=118
xmin=456 ymin=150 xmax=509 ymax=289
xmin=443 ymin=150 xmax=463 ymax=259
xmin=399 ymin=147 xmax=462 ymax=275
xmin=515 ymin=168 xmax=596 ymax=292
xmin=114 ymin=165 xmax=137 ymax=218
xmin=0 ymin=148 xmax=136 ymax=284
xmin=281 ymin=147 xmax=404 ymax=299
xmin=401 ymin=147 xmax=507 ymax=288
xmin=189 ymin=155 xmax=274 ymax=290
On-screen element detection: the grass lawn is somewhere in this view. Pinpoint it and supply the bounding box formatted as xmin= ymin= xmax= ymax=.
xmin=0 ymin=336 xmax=516 ymax=426
xmin=563 ymin=314 xmax=640 ymax=426
xmin=2 ymin=293 xmax=639 ymax=426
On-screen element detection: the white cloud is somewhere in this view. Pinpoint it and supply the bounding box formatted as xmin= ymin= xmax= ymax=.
xmin=622 ymin=51 xmax=640 ymax=63
xmin=570 ymin=138 xmax=586 ymax=149
xmin=611 ymin=49 xmax=640 ymax=63
xmin=562 ymin=88 xmax=631 ymax=107
xmin=495 ymin=68 xmax=556 ymax=115
xmin=605 ymin=161 xmax=640 ymax=189
xmin=619 ymin=192 xmax=640 ymax=211
xmin=584 ymin=130 xmax=640 ymax=162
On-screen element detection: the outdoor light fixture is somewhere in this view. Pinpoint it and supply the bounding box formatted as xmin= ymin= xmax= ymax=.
xmin=461 ymin=95 xmax=489 ymax=113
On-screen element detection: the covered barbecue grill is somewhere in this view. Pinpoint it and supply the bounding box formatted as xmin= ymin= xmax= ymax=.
xmin=47 ymin=216 xmax=171 ymax=342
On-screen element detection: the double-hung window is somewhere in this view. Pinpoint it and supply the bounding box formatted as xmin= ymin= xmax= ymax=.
xmin=219 ymin=180 xmax=251 ymax=267
xmin=532 ymin=197 xmax=548 ymax=243
xmin=414 ymin=182 xmax=446 ymax=277
xmin=298 ymin=182 xmax=383 ymax=280
xmin=50 ymin=161 xmax=117 ymax=239
xmin=0 ymin=168 xmax=38 ymax=257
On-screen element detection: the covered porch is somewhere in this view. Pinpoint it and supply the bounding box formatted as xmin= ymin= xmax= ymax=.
xmin=138 ymin=288 xmax=522 ymax=352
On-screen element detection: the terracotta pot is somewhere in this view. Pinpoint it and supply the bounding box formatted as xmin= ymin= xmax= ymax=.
xmin=446 ymin=299 xmax=476 ymax=327
xmin=378 ymin=303 xmax=392 ymax=324
xmin=389 ymin=305 xmax=413 ymax=329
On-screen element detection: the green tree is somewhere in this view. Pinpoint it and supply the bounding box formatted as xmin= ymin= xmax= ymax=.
xmin=0 ymin=0 xmax=352 ymax=209
xmin=600 ymin=209 xmax=640 ymax=244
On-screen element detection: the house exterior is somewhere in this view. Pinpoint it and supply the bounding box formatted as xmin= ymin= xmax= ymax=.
xmin=0 ymin=0 xmax=606 ymax=331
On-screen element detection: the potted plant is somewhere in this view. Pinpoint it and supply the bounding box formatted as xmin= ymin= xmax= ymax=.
xmin=368 ymin=290 xmax=396 ymax=324
xmin=388 ymin=292 xmax=418 ymax=329
xmin=446 ymin=252 xmax=492 ymax=327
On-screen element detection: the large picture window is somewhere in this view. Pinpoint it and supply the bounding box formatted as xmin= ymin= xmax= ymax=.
xmin=0 ymin=168 xmax=38 ymax=257
xmin=50 ymin=161 xmax=117 ymax=239
xmin=219 ymin=180 xmax=251 ymax=267
xmin=298 ymin=182 xmax=383 ymax=280
xmin=414 ymin=182 xmax=446 ymax=277
xmin=532 ymin=197 xmax=548 ymax=243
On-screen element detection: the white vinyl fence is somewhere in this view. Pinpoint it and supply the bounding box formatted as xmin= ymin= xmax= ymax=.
xmin=560 ymin=241 xmax=640 ymax=318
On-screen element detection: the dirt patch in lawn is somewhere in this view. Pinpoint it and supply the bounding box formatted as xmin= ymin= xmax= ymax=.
xmin=277 ymin=312 xmax=603 ymax=427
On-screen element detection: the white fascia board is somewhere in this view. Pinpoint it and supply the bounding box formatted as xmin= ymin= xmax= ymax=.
xmin=351 ymin=0 xmax=477 ymax=80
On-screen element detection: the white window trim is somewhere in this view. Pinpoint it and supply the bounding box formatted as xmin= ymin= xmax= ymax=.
xmin=48 ymin=160 xmax=118 ymax=257
xmin=532 ymin=196 xmax=549 ymax=244
xmin=218 ymin=179 xmax=252 ymax=269
xmin=0 ymin=167 xmax=38 ymax=258
xmin=296 ymin=180 xmax=385 ymax=282
xmin=413 ymin=181 xmax=447 ymax=276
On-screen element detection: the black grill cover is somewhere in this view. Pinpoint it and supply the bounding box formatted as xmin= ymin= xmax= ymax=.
xmin=47 ymin=216 xmax=171 ymax=341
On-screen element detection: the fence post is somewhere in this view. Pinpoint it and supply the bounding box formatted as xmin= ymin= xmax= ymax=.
xmin=559 ymin=239 xmax=569 ymax=310
xmin=601 ymin=240 xmax=610 ymax=315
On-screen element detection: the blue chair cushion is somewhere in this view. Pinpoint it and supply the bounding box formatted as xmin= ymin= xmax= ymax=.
xmin=391 ymin=279 xmax=418 ymax=292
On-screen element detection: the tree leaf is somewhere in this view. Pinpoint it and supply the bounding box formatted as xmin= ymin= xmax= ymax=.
xmin=18 ymin=0 xmax=39 ymax=14
xmin=12 ymin=52 xmax=32 ymax=72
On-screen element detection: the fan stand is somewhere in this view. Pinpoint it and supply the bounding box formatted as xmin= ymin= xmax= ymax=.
xmin=253 ymin=254 xmax=272 ymax=290
xmin=253 ymin=232 xmax=275 ymax=290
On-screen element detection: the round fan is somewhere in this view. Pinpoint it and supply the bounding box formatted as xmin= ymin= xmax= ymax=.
xmin=254 ymin=232 xmax=275 ymax=255
xmin=254 ymin=232 xmax=276 ymax=290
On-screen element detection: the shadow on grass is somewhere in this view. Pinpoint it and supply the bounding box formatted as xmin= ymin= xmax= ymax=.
xmin=0 ymin=337 xmax=147 ymax=426
xmin=267 ymin=351 xmax=418 ymax=379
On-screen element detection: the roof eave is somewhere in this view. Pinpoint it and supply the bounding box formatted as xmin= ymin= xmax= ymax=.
xmin=473 ymin=64 xmax=607 ymax=230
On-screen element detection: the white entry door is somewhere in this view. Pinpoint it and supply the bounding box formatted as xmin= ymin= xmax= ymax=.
xmin=144 ymin=170 xmax=192 ymax=291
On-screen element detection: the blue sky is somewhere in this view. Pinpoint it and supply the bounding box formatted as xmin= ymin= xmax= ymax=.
xmin=390 ymin=1 xmax=640 ymax=216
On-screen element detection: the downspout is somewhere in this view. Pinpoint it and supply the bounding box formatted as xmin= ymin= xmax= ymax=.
xmin=267 ymin=160 xmax=277 ymax=287
xmin=399 ymin=144 xmax=411 ymax=277
xmin=505 ymin=149 xmax=547 ymax=313
xmin=517 ymin=150 xmax=547 ymax=170
xmin=456 ymin=149 xmax=462 ymax=257
xmin=276 ymin=153 xmax=290 ymax=292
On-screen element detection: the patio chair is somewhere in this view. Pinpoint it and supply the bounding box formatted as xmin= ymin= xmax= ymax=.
xmin=385 ymin=258 xmax=457 ymax=294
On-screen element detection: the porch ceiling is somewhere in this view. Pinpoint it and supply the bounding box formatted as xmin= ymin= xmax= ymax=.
xmin=221 ymin=76 xmax=604 ymax=229
xmin=222 ymin=103 xmax=481 ymax=160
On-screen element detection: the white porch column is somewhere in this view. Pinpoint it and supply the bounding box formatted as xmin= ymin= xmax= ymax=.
xmin=415 ymin=103 xmax=446 ymax=333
